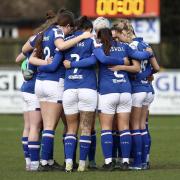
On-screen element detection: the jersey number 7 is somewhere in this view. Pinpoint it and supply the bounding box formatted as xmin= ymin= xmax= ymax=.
xmin=71 ymin=54 xmax=80 ymax=74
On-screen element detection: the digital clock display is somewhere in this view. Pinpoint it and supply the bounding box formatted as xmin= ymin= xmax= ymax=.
xmin=96 ymin=0 xmax=145 ymax=16
xmin=81 ymin=0 xmax=159 ymax=18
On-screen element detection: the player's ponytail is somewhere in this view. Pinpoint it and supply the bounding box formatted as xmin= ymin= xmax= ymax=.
xmin=75 ymin=16 xmax=93 ymax=31
xmin=56 ymin=8 xmax=75 ymax=27
xmin=34 ymin=10 xmax=56 ymax=35
xmin=98 ymin=28 xmax=113 ymax=55
xmin=34 ymin=9 xmax=75 ymax=59
xmin=34 ymin=9 xmax=57 ymax=59
xmin=34 ymin=32 xmax=44 ymax=59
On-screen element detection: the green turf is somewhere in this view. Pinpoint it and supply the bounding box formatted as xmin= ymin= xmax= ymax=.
xmin=0 ymin=115 xmax=180 ymax=180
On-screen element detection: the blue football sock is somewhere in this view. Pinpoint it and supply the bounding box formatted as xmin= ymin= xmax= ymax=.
xmin=131 ymin=130 xmax=142 ymax=166
xmin=119 ymin=130 xmax=131 ymax=163
xmin=22 ymin=137 xmax=30 ymax=159
xmin=146 ymin=115 xmax=151 ymax=162
xmin=117 ymin=132 xmax=122 ymax=159
xmin=141 ymin=129 xmax=149 ymax=164
xmin=101 ymin=130 xmax=113 ymax=164
xmin=28 ymin=141 xmax=40 ymax=162
xmin=79 ymin=135 xmax=91 ymax=161
xmin=62 ymin=133 xmax=66 ymax=161
xmin=73 ymin=135 xmax=78 ymax=163
xmin=112 ymin=130 xmax=119 ymax=160
xmin=41 ymin=130 xmax=55 ymax=165
xmin=64 ymin=134 xmax=77 ymax=162
xmin=88 ymin=131 xmax=96 ymax=162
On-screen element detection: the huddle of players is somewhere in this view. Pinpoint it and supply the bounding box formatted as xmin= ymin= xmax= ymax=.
xmin=15 ymin=8 xmax=159 ymax=172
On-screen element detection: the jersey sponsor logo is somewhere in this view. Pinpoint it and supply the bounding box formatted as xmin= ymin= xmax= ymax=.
xmin=112 ymin=78 xmax=126 ymax=83
xmin=77 ymin=42 xmax=85 ymax=47
xmin=141 ymin=80 xmax=148 ymax=84
xmin=68 ymin=75 xmax=83 ymax=80
xmin=110 ymin=46 xmax=125 ymax=52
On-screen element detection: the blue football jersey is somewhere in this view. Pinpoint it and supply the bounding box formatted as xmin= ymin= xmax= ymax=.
xmin=98 ymin=41 xmax=132 ymax=95
xmin=63 ymin=30 xmax=97 ymax=90
xmin=129 ymin=37 xmax=153 ymax=93
xmin=36 ymin=25 xmax=65 ymax=81
xmin=21 ymin=51 xmax=37 ymax=94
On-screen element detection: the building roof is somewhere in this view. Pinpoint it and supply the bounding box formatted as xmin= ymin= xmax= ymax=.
xmin=0 ymin=0 xmax=65 ymax=24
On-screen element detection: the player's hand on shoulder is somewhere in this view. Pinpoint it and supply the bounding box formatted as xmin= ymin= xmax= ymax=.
xmin=93 ymin=38 xmax=102 ymax=48
xmin=145 ymin=47 xmax=153 ymax=53
xmin=46 ymin=57 xmax=53 ymax=64
xmin=81 ymin=31 xmax=93 ymax=39
xmin=63 ymin=60 xmax=71 ymax=69
xmin=147 ymin=75 xmax=154 ymax=82
xmin=108 ymin=65 xmax=123 ymax=71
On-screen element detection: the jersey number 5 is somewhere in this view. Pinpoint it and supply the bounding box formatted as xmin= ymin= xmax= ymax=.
xmin=114 ymin=71 xmax=124 ymax=78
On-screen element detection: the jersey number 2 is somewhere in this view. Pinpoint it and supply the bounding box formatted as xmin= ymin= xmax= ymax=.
xmin=44 ymin=47 xmax=51 ymax=60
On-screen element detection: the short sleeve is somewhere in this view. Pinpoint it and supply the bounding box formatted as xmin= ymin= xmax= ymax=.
xmin=53 ymin=27 xmax=65 ymax=40
xmin=129 ymin=41 xmax=138 ymax=50
xmin=29 ymin=35 xmax=38 ymax=48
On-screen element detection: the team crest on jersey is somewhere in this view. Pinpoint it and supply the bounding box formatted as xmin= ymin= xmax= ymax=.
xmin=43 ymin=36 xmax=50 ymax=41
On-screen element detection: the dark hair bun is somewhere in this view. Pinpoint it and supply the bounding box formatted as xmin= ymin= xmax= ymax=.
xmin=46 ymin=10 xmax=56 ymax=20
xmin=81 ymin=16 xmax=88 ymax=22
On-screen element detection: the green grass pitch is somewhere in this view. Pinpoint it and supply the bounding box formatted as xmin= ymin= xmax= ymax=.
xmin=0 ymin=115 xmax=180 ymax=180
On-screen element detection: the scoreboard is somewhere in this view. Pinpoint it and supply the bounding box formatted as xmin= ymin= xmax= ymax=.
xmin=81 ymin=0 xmax=160 ymax=44
xmin=81 ymin=0 xmax=159 ymax=18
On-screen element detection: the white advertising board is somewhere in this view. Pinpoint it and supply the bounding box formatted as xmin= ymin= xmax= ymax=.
xmin=150 ymin=71 xmax=180 ymax=115
xmin=0 ymin=70 xmax=180 ymax=115
xmin=0 ymin=70 xmax=24 ymax=113
xmin=131 ymin=18 xmax=160 ymax=44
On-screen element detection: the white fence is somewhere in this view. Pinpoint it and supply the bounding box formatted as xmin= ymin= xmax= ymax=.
xmin=0 ymin=70 xmax=180 ymax=114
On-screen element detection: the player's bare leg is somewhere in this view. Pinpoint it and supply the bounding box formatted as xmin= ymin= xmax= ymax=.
xmin=140 ymin=106 xmax=150 ymax=169
xmin=117 ymin=112 xmax=131 ymax=170
xmin=39 ymin=101 xmax=62 ymax=171
xmin=28 ymin=110 xmax=42 ymax=171
xmin=22 ymin=112 xmax=30 ymax=171
xmin=64 ymin=113 xmax=79 ymax=172
xmin=88 ymin=112 xmax=97 ymax=170
xmin=78 ymin=111 xmax=95 ymax=171
xmin=99 ymin=113 xmax=114 ymax=171
xmin=129 ymin=106 xmax=143 ymax=170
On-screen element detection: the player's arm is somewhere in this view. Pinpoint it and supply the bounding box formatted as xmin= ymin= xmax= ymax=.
xmin=127 ymin=45 xmax=154 ymax=61
xmin=136 ymin=66 xmax=153 ymax=80
xmin=15 ymin=52 xmax=26 ymax=63
xmin=137 ymin=57 xmax=160 ymax=80
xmin=63 ymin=55 xmax=97 ymax=69
xmin=150 ymin=56 xmax=160 ymax=73
xmin=109 ymin=60 xmax=140 ymax=73
xmin=22 ymin=41 xmax=33 ymax=53
xmin=38 ymin=52 xmax=63 ymax=72
xmin=29 ymin=51 xmax=50 ymax=66
xmin=22 ymin=35 xmax=38 ymax=53
xmin=93 ymin=48 xmax=125 ymax=65
xmin=55 ymin=31 xmax=93 ymax=51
